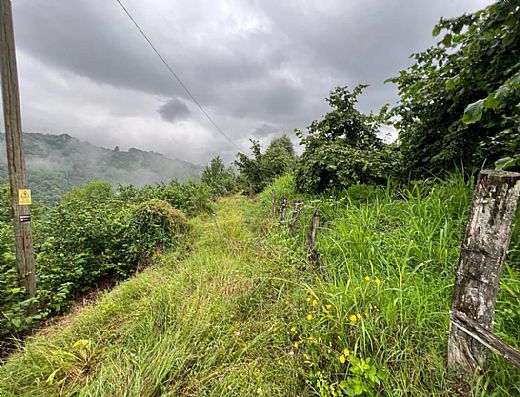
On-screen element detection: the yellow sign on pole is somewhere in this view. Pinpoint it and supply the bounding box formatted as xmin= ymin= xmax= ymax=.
xmin=18 ymin=189 xmax=32 ymax=205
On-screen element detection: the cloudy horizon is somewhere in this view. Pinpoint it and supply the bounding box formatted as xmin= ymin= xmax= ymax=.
xmin=1 ymin=0 xmax=491 ymax=165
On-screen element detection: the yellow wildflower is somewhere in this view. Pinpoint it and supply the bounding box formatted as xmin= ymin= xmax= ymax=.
xmin=349 ymin=314 xmax=357 ymax=322
xmin=293 ymin=342 xmax=299 ymax=348
xmin=307 ymin=314 xmax=314 ymax=321
xmin=364 ymin=275 xmax=371 ymax=282
xmin=306 ymin=297 xmax=311 ymax=302
xmin=375 ymin=278 xmax=381 ymax=285
xmin=339 ymin=355 xmax=346 ymax=364
xmin=291 ymin=326 xmax=297 ymax=333
xmin=343 ymin=348 xmax=350 ymax=357
xmin=326 ymin=304 xmax=332 ymax=310
xmin=356 ymin=313 xmax=362 ymax=320
xmin=312 ymin=299 xmax=318 ymax=307
xmin=277 ymin=360 xmax=283 ymax=366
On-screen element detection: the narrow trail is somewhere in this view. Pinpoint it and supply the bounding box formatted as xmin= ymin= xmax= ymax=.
xmin=0 ymin=196 xmax=306 ymax=397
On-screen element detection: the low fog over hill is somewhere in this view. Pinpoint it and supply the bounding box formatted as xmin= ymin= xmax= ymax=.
xmin=0 ymin=133 xmax=202 ymax=203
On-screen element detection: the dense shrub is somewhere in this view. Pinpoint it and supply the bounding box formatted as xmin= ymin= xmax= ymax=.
xmin=122 ymin=199 xmax=190 ymax=265
xmin=0 ymin=180 xmax=200 ymax=346
xmin=235 ymin=135 xmax=296 ymax=194
xmin=201 ymin=156 xmax=237 ymax=197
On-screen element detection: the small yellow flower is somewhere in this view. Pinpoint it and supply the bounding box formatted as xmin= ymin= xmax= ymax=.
xmin=356 ymin=313 xmax=362 ymax=320
xmin=364 ymin=275 xmax=371 ymax=282
xmin=306 ymin=297 xmax=311 ymax=302
xmin=291 ymin=326 xmax=297 ymax=333
xmin=343 ymin=348 xmax=350 ymax=357
xmin=339 ymin=355 xmax=346 ymax=364
xmin=277 ymin=360 xmax=283 ymax=366
xmin=307 ymin=314 xmax=314 ymax=321
xmin=326 ymin=304 xmax=332 ymax=310
xmin=375 ymin=278 xmax=381 ymax=285
xmin=293 ymin=342 xmax=299 ymax=348
xmin=312 ymin=299 xmax=318 ymax=307
xmin=349 ymin=314 xmax=357 ymax=322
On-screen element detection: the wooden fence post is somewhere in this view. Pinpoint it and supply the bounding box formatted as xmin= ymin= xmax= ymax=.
xmin=271 ymin=190 xmax=277 ymax=218
xmin=305 ymin=209 xmax=330 ymax=278
xmin=280 ymin=197 xmax=288 ymax=222
xmin=448 ymin=170 xmax=520 ymax=378
xmin=289 ymin=201 xmax=302 ymax=231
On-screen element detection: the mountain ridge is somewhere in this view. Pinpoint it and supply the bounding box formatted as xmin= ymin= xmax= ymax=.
xmin=0 ymin=132 xmax=202 ymax=203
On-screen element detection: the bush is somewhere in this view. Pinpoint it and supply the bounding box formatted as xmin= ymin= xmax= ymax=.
xmin=0 ymin=181 xmax=196 ymax=346
xmin=122 ymin=199 xmax=190 ymax=265
xmin=236 ymin=136 xmax=296 ymax=194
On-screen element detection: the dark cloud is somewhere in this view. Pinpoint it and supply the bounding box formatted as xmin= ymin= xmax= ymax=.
xmin=6 ymin=0 xmax=490 ymax=163
xmin=253 ymin=123 xmax=280 ymax=137
xmin=158 ymin=98 xmax=190 ymax=122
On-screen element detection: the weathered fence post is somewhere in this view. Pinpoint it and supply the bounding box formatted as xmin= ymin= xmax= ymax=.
xmin=271 ymin=190 xmax=277 ymax=218
xmin=305 ymin=209 xmax=330 ymax=278
xmin=448 ymin=170 xmax=520 ymax=378
xmin=289 ymin=200 xmax=302 ymax=231
xmin=280 ymin=197 xmax=288 ymax=222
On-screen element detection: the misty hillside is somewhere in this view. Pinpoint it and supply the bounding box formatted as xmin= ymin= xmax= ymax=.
xmin=0 ymin=133 xmax=202 ymax=203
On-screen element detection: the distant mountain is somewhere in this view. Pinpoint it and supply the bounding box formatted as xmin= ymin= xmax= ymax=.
xmin=0 ymin=133 xmax=202 ymax=203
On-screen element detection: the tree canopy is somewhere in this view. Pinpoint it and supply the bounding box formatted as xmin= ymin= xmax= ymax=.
xmin=295 ymin=86 xmax=401 ymax=193
xmin=388 ymin=0 xmax=520 ymax=176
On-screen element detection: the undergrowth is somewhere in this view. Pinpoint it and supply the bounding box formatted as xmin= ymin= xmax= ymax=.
xmin=0 ymin=173 xmax=518 ymax=396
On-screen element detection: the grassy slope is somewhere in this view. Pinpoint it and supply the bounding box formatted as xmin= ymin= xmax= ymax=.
xmin=0 ymin=196 xmax=307 ymax=396
xmin=1 ymin=177 xmax=519 ymax=396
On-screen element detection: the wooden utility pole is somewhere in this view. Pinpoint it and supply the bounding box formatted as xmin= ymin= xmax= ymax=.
xmin=0 ymin=0 xmax=36 ymax=298
xmin=448 ymin=170 xmax=520 ymax=378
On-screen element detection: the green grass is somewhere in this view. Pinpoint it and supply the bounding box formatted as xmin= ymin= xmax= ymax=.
xmin=0 ymin=174 xmax=519 ymax=396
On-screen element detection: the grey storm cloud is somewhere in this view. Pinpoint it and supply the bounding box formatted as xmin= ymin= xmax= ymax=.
xmin=158 ymin=98 xmax=190 ymax=122
xmin=6 ymin=0 xmax=491 ymax=163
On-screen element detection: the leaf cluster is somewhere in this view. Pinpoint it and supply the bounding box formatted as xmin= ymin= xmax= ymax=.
xmin=388 ymin=0 xmax=520 ymax=176
xmin=295 ymin=86 xmax=402 ymax=193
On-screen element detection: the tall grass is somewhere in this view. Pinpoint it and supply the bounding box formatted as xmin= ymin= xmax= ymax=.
xmin=0 ymin=174 xmax=518 ymax=396
xmin=260 ymin=173 xmax=519 ymax=396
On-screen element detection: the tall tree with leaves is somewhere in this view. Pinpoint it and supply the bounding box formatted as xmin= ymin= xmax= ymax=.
xmin=235 ymin=136 xmax=295 ymax=194
xmin=201 ymin=156 xmax=236 ymax=196
xmin=295 ymin=85 xmax=400 ymax=193
xmin=388 ymin=0 xmax=520 ymax=176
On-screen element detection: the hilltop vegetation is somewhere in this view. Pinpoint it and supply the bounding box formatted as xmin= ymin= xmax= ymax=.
xmin=0 ymin=133 xmax=202 ymax=203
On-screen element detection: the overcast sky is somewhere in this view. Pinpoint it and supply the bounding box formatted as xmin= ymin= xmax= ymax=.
xmin=2 ymin=0 xmax=490 ymax=164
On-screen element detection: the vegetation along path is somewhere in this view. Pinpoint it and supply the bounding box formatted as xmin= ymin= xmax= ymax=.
xmin=0 ymin=195 xmax=307 ymax=396
xmin=1 ymin=175 xmax=519 ymax=396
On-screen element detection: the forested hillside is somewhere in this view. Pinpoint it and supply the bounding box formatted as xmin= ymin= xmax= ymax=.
xmin=0 ymin=133 xmax=202 ymax=203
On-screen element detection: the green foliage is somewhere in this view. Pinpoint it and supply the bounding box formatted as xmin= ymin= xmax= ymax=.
xmin=122 ymin=199 xmax=190 ymax=265
xmin=201 ymin=156 xmax=237 ymax=196
xmin=295 ymin=86 xmax=402 ymax=193
xmin=118 ymin=180 xmax=212 ymax=217
xmin=269 ymin=173 xmax=518 ymax=395
xmin=0 ymin=178 xmax=519 ymax=395
xmin=0 ymin=180 xmax=199 ymax=347
xmin=235 ymin=135 xmax=296 ymax=194
xmin=388 ymin=0 xmax=520 ymax=176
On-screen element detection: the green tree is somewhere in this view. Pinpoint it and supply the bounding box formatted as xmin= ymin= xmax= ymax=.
xmin=200 ymin=156 xmax=236 ymax=196
xmin=295 ymin=86 xmax=401 ymax=193
xmin=235 ymin=135 xmax=295 ymax=194
xmin=388 ymin=0 xmax=520 ymax=176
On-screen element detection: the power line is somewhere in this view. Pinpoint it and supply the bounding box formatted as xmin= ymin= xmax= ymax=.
xmin=114 ymin=0 xmax=242 ymax=151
